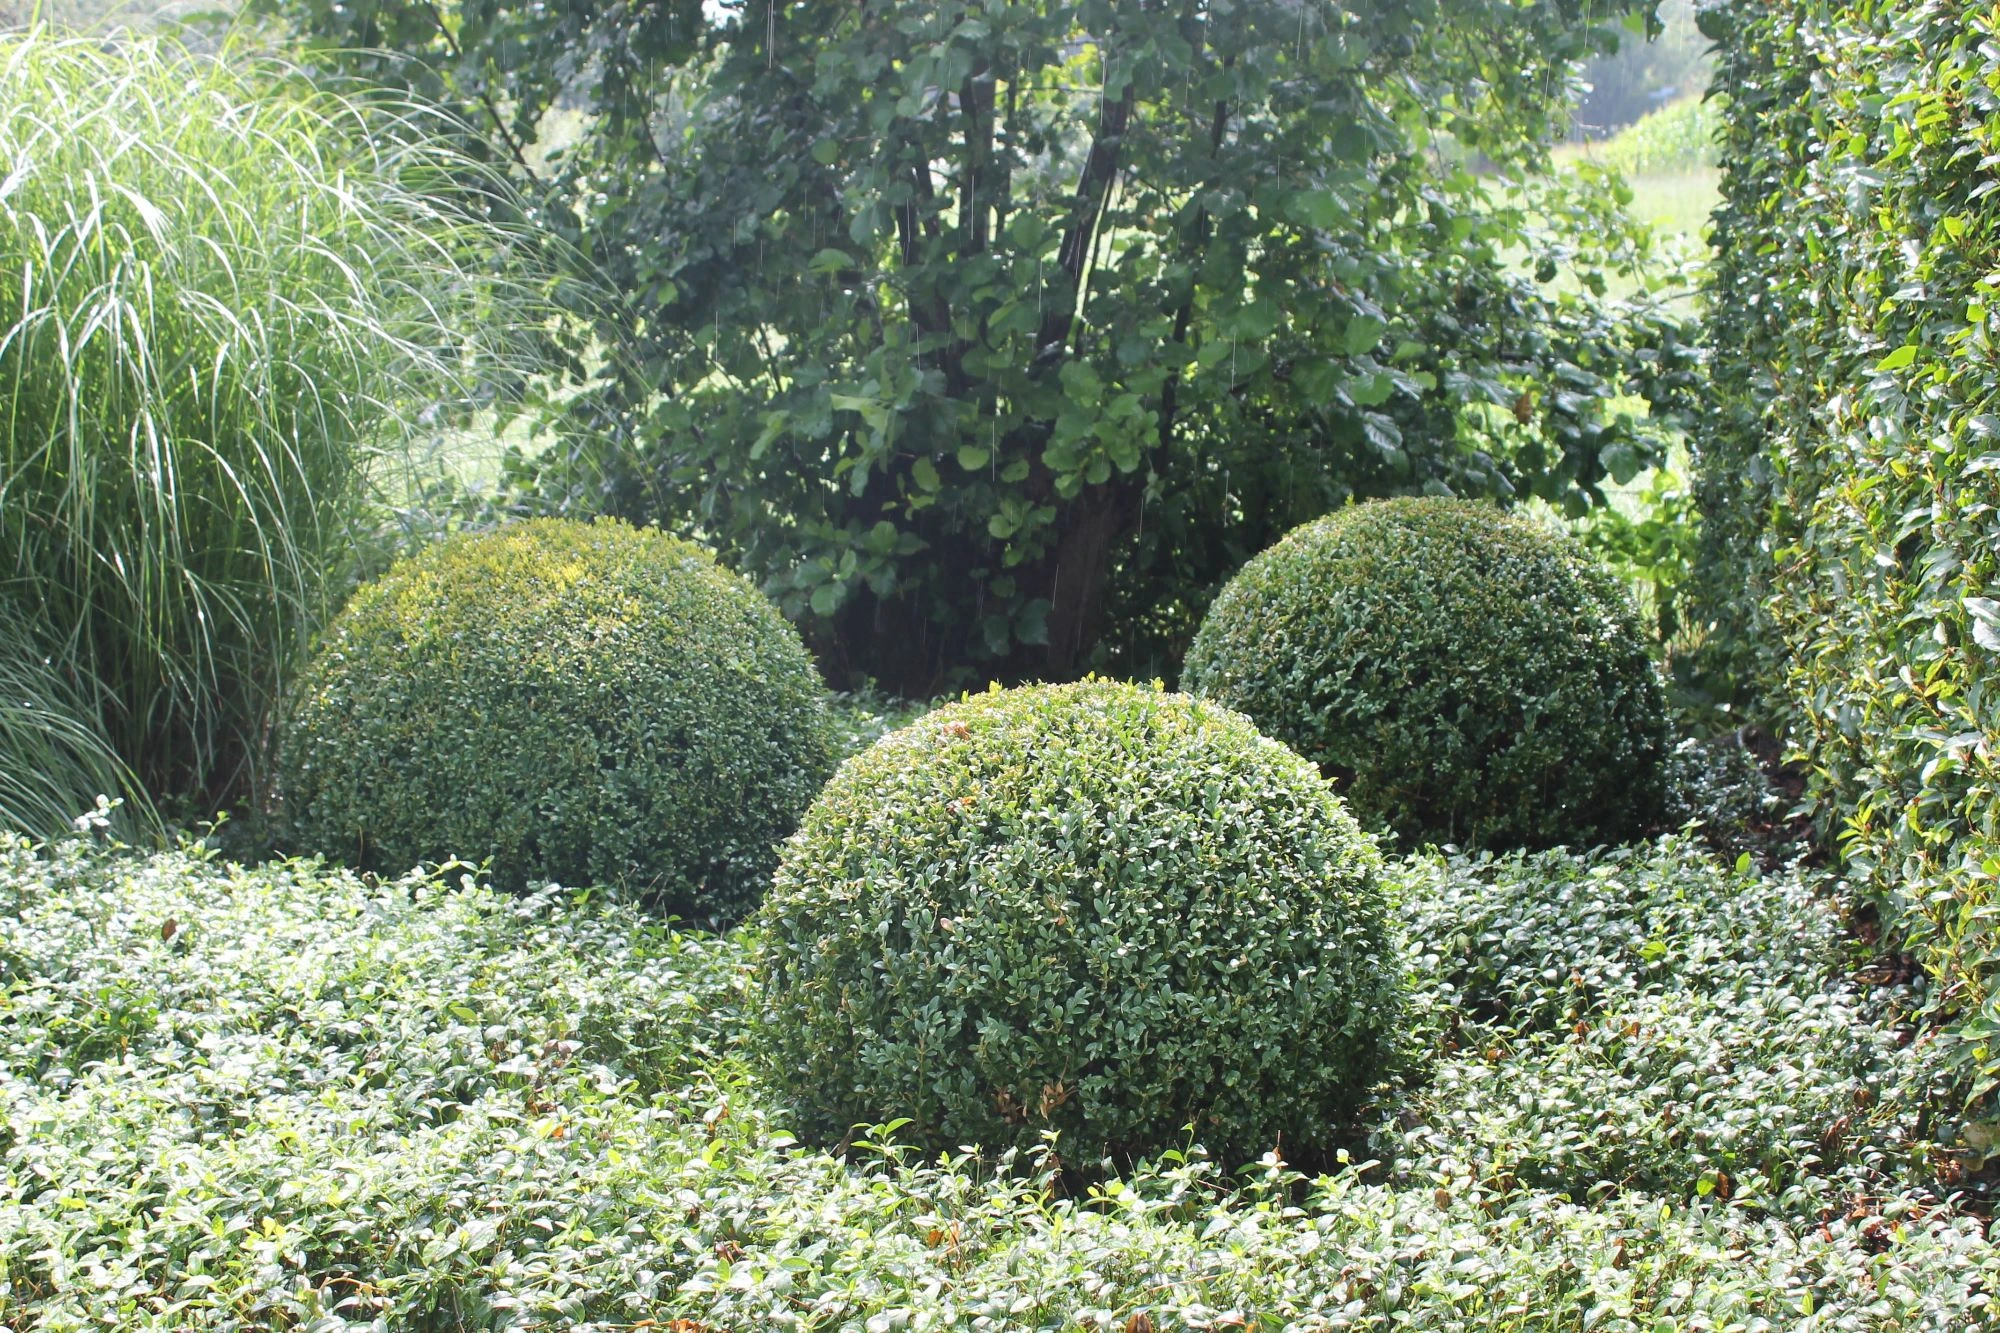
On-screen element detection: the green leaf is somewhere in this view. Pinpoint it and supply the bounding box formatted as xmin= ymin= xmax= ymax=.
xmin=1344 ymin=315 xmax=1388 ymax=357
xmin=1872 ymin=344 xmax=1919 ymax=372
xmin=1966 ymin=597 xmax=2000 ymax=652
xmin=911 ymin=456 xmax=941 ymax=492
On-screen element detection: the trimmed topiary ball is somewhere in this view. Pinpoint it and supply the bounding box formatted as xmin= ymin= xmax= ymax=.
xmin=278 ymin=518 xmax=835 ymax=921
xmin=751 ymin=680 xmax=1398 ymax=1166
xmin=1183 ymin=498 xmax=1666 ymax=850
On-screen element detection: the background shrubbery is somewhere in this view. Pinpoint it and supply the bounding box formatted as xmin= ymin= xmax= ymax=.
xmin=755 ymin=680 xmax=1397 ymax=1164
xmin=1184 ymin=498 xmax=1667 ymax=850
xmin=279 ymin=518 xmax=835 ymax=921
xmin=262 ymin=0 xmax=1695 ymax=692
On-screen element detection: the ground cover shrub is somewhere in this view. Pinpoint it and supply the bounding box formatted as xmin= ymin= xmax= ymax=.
xmin=1184 ymin=498 xmax=1668 ymax=850
xmin=3 ymin=835 xmax=1998 ymax=1329
xmin=278 ymin=518 xmax=834 ymax=920
xmin=1697 ymin=0 xmax=2000 ymax=1109
xmin=1388 ymin=839 xmax=1948 ymax=1208
xmin=823 ymin=687 xmax=937 ymax=764
xmin=0 ymin=35 xmax=540 ymax=830
xmin=1663 ymin=734 xmax=1780 ymax=846
xmin=753 ymin=680 xmax=1397 ymax=1166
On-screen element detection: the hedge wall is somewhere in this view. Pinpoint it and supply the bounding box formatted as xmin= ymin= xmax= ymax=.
xmin=1697 ymin=0 xmax=2000 ymax=1101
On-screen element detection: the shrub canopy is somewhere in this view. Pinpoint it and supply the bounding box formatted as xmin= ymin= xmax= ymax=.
xmin=1183 ymin=497 xmax=1667 ymax=849
xmin=279 ymin=518 xmax=835 ymax=920
xmin=753 ymin=679 xmax=1398 ymax=1166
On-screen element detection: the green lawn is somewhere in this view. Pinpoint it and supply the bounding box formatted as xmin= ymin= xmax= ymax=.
xmin=1621 ymin=167 xmax=1721 ymax=242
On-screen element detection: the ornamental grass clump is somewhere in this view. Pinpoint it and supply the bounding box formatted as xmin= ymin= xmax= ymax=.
xmin=1183 ymin=497 xmax=1667 ymax=850
xmin=0 ymin=35 xmax=543 ymax=832
xmin=752 ymin=679 xmax=1398 ymax=1166
xmin=278 ymin=518 xmax=835 ymax=921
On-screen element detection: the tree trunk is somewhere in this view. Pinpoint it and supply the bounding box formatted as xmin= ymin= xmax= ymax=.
xmin=1039 ymin=482 xmax=1140 ymax=680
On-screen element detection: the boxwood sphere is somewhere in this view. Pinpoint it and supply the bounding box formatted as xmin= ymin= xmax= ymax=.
xmin=1182 ymin=497 xmax=1667 ymax=850
xmin=751 ymin=680 xmax=1398 ymax=1165
xmin=278 ymin=518 xmax=835 ymax=921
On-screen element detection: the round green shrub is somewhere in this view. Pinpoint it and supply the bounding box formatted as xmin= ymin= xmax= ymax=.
xmin=278 ymin=518 xmax=835 ymax=921
xmin=751 ymin=680 xmax=1398 ymax=1165
xmin=1182 ymin=498 xmax=1667 ymax=850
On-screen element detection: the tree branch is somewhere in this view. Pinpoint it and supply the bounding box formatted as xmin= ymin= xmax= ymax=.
xmin=1033 ymin=81 xmax=1137 ymax=360
xmin=418 ymin=0 xmax=540 ymax=180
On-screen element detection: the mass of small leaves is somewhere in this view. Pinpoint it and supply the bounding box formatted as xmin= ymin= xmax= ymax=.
xmin=1696 ymin=0 xmax=2000 ymax=1109
xmin=753 ymin=680 xmax=1398 ymax=1165
xmin=277 ymin=517 xmax=836 ymax=923
xmin=1385 ymin=839 xmax=1960 ymax=1212
xmin=824 ymin=688 xmax=941 ymax=764
xmin=3 ymin=833 xmax=1997 ymax=1330
xmin=1661 ymin=735 xmax=1781 ymax=848
xmin=1183 ymin=498 xmax=1668 ymax=850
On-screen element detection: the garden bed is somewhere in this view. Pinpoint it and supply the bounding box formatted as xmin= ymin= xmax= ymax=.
xmin=2 ymin=834 xmax=1991 ymax=1329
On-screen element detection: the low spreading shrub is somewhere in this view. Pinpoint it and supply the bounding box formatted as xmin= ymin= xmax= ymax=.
xmin=1664 ymin=734 xmax=1780 ymax=842
xmin=1 ymin=835 xmax=1994 ymax=1330
xmin=278 ymin=518 xmax=835 ymax=920
xmin=1183 ymin=497 xmax=1669 ymax=849
xmin=752 ymin=680 xmax=1398 ymax=1165
xmin=1388 ymin=839 xmax=1946 ymax=1207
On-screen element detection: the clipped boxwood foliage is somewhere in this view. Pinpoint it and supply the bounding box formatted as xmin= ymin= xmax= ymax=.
xmin=1183 ymin=497 xmax=1667 ymax=850
xmin=752 ymin=679 xmax=1398 ymax=1165
xmin=279 ymin=518 xmax=834 ymax=920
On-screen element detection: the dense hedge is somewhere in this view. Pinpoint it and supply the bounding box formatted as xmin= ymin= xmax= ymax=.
xmin=1183 ymin=498 xmax=1667 ymax=850
xmin=753 ymin=680 xmax=1398 ymax=1165
xmin=278 ymin=518 xmax=834 ymax=920
xmin=1698 ymin=0 xmax=2000 ymax=1101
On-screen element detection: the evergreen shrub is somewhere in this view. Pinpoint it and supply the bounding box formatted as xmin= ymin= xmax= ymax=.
xmin=278 ymin=518 xmax=834 ymax=920
xmin=1698 ymin=0 xmax=2000 ymax=1099
xmin=1183 ymin=497 xmax=1667 ymax=849
xmin=752 ymin=679 xmax=1397 ymax=1165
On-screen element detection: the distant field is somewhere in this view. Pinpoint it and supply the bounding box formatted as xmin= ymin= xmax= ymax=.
xmin=1620 ymin=166 xmax=1720 ymax=243
xmin=1558 ymin=93 xmax=1722 ymax=246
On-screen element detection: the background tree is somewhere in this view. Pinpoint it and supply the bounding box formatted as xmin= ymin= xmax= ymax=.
xmin=266 ymin=0 xmax=1692 ymax=690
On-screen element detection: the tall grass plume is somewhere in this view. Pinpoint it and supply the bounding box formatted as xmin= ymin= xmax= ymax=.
xmin=0 ymin=34 xmax=549 ymax=832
